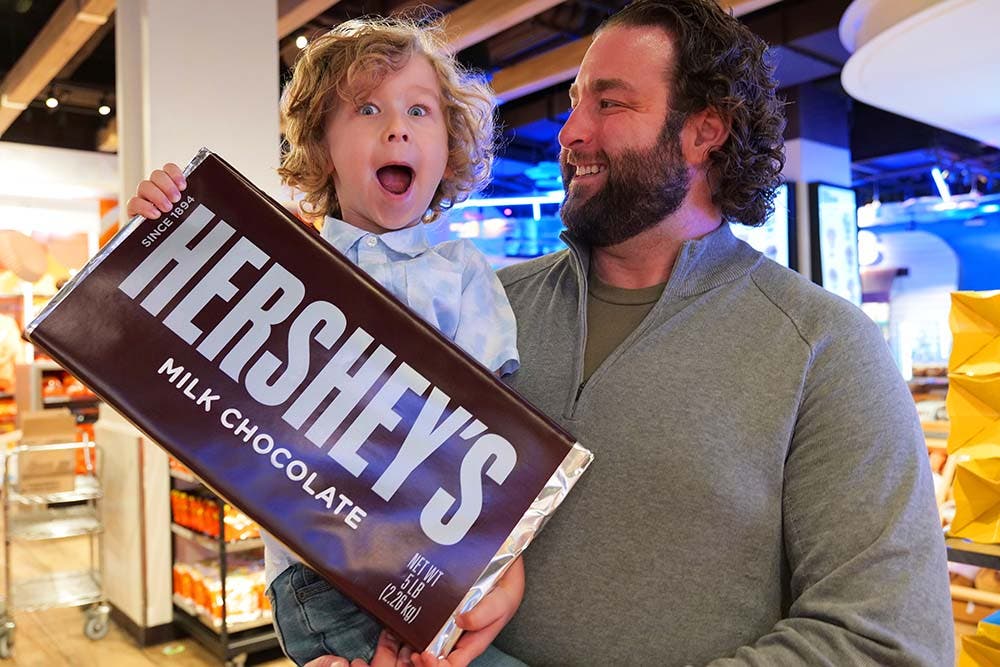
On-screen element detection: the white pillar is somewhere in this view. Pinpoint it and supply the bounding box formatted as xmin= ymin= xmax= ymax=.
xmin=111 ymin=0 xmax=279 ymax=634
xmin=783 ymin=138 xmax=852 ymax=280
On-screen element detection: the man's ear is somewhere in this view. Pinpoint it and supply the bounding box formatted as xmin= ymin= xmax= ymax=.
xmin=682 ymin=107 xmax=729 ymax=167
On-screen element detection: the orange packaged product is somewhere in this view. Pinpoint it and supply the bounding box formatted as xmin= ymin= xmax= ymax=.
xmin=193 ymin=496 xmax=205 ymax=534
xmin=203 ymin=576 xmax=223 ymax=625
xmin=192 ymin=562 xmax=212 ymax=616
xmin=41 ymin=376 xmax=65 ymax=398
xmin=224 ymin=505 xmax=258 ymax=542
xmin=170 ymin=490 xmax=181 ymax=523
xmin=64 ymin=376 xmax=87 ymax=398
xmin=206 ymin=501 xmax=220 ymax=538
xmin=173 ymin=491 xmax=186 ymax=528
xmin=74 ymin=425 xmax=96 ymax=474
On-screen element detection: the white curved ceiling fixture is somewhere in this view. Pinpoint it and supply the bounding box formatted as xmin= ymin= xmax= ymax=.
xmin=840 ymin=0 xmax=1000 ymax=148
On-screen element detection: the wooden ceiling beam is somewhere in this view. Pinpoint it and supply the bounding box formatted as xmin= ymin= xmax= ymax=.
xmin=56 ymin=15 xmax=114 ymax=81
xmin=277 ymin=0 xmax=343 ymax=39
xmin=491 ymin=0 xmax=785 ymax=104
xmin=492 ymin=36 xmax=591 ymax=104
xmin=0 ymin=0 xmax=115 ymax=137
xmin=443 ymin=0 xmax=566 ymax=53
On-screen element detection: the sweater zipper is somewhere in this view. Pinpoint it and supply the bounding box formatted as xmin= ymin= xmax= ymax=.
xmin=566 ymin=242 xmax=589 ymax=419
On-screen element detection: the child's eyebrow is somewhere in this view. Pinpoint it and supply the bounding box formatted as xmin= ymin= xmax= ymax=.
xmin=408 ymin=84 xmax=443 ymax=99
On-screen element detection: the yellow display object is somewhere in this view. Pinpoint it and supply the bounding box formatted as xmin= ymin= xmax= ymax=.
xmin=979 ymin=610 xmax=1000 ymax=646
xmin=951 ymin=291 xmax=1000 ymax=377
xmin=948 ymin=374 xmax=1000 ymax=458
xmin=950 ymin=457 xmax=1000 ymax=543
xmin=960 ymin=633 xmax=1000 ymax=666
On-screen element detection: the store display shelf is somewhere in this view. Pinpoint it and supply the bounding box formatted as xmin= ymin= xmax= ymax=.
xmin=173 ymin=595 xmax=274 ymax=634
xmin=909 ymin=377 xmax=949 ymax=387
xmin=946 ymin=538 xmax=1000 ymax=570
xmin=8 ymin=475 xmax=102 ymax=505
xmin=170 ymin=468 xmax=199 ymax=484
xmin=171 ymin=522 xmax=263 ymax=552
xmin=42 ymin=396 xmax=100 ymax=409
xmin=921 ymin=420 xmax=949 ymax=437
xmin=951 ymin=584 xmax=1000 ymax=608
xmin=12 ymin=570 xmax=102 ymax=613
xmin=8 ymin=504 xmax=101 ymax=541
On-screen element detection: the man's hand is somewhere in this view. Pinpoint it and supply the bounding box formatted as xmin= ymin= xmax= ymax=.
xmin=303 ymin=557 xmax=525 ymax=667
xmin=413 ymin=556 xmax=525 ymax=667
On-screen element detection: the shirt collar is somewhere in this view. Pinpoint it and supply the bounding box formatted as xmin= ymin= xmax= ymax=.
xmin=321 ymin=216 xmax=431 ymax=257
xmin=561 ymin=222 xmax=761 ymax=299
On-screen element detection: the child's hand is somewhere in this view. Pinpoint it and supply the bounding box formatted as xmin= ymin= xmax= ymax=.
xmin=125 ymin=163 xmax=186 ymax=220
xmin=302 ymin=631 xmax=415 ymax=667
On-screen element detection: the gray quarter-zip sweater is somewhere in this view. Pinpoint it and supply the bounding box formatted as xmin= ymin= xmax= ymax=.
xmin=494 ymin=223 xmax=952 ymax=666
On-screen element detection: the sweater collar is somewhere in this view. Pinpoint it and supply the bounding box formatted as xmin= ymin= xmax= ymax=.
xmin=561 ymin=222 xmax=761 ymax=299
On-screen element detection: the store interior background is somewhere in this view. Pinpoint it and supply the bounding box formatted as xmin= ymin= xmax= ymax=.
xmin=0 ymin=0 xmax=999 ymax=664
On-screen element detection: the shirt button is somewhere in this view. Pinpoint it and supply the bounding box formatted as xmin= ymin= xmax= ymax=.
xmin=365 ymin=236 xmax=378 ymax=247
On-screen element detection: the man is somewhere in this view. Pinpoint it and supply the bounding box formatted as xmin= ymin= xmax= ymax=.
xmin=311 ymin=2 xmax=952 ymax=666
xmin=490 ymin=0 xmax=953 ymax=665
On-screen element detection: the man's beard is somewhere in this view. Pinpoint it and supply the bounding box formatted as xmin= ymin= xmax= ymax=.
xmin=559 ymin=112 xmax=690 ymax=247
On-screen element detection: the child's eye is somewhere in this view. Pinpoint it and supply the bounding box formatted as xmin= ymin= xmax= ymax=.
xmin=407 ymin=105 xmax=428 ymax=117
xmin=358 ymin=103 xmax=379 ymax=115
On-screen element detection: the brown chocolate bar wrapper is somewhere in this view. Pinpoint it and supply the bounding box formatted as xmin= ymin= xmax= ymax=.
xmin=25 ymin=149 xmax=592 ymax=655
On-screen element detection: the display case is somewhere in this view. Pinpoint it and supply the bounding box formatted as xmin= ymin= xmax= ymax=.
xmin=808 ymin=182 xmax=862 ymax=305
xmin=14 ymin=361 xmax=100 ymax=426
xmin=729 ymin=182 xmax=797 ymax=269
xmin=168 ymin=458 xmax=277 ymax=667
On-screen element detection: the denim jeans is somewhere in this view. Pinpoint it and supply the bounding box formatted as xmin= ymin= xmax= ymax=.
xmin=266 ymin=563 xmax=528 ymax=667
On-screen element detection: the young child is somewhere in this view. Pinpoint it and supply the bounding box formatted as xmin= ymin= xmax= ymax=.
xmin=126 ymin=16 xmax=526 ymax=667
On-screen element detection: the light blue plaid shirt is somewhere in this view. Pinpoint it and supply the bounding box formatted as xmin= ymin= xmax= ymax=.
xmin=264 ymin=216 xmax=520 ymax=585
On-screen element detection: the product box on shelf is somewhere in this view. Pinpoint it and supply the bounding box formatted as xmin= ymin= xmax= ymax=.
xmin=24 ymin=149 xmax=592 ymax=656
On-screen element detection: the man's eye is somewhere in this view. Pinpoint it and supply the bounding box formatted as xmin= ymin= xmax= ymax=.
xmin=408 ymin=105 xmax=428 ymax=117
xmin=599 ymin=99 xmax=620 ymax=109
xmin=359 ymin=103 xmax=378 ymax=115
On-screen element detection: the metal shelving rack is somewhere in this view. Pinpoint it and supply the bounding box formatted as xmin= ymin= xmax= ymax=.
xmin=169 ymin=468 xmax=278 ymax=667
xmin=0 ymin=441 xmax=109 ymax=658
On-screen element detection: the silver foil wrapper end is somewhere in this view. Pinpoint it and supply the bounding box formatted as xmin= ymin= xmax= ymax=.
xmin=427 ymin=441 xmax=594 ymax=657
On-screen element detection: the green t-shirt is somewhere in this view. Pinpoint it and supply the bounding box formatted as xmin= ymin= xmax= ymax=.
xmin=583 ymin=272 xmax=666 ymax=382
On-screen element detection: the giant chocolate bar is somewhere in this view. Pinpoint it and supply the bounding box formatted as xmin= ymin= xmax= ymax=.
xmin=26 ymin=149 xmax=592 ymax=655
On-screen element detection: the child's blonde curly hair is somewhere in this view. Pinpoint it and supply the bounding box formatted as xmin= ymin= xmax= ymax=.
xmin=278 ymin=16 xmax=495 ymax=223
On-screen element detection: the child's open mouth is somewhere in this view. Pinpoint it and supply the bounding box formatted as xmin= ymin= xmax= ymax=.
xmin=376 ymin=164 xmax=414 ymax=196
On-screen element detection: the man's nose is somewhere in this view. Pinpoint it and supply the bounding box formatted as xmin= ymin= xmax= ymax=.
xmin=558 ymin=106 xmax=590 ymax=149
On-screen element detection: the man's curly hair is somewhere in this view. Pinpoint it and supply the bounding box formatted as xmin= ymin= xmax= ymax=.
xmin=601 ymin=0 xmax=786 ymax=227
xmin=278 ymin=16 xmax=495 ymax=223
